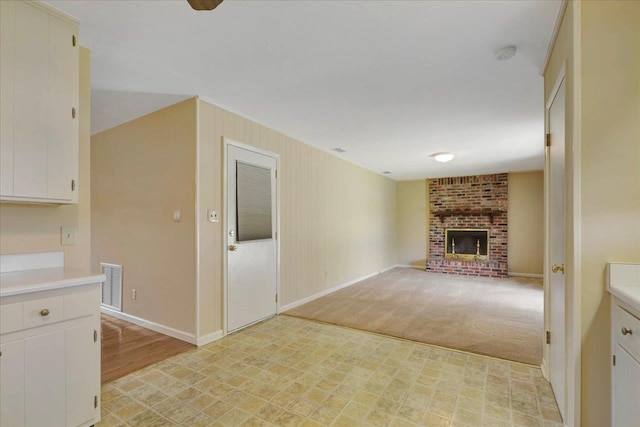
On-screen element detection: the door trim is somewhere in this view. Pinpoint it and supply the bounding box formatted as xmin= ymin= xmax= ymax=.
xmin=543 ymin=63 xmax=565 ymax=380
xmin=222 ymin=137 xmax=280 ymax=336
xmin=544 ymin=62 xmax=580 ymax=427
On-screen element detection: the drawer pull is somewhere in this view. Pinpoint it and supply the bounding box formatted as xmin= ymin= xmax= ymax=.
xmin=622 ymin=327 xmax=633 ymax=336
xmin=40 ymin=309 xmax=50 ymax=317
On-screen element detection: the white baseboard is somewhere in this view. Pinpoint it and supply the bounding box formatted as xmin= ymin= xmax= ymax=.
xmin=279 ymin=265 xmax=397 ymax=313
xmin=196 ymin=330 xmax=224 ymax=346
xmin=508 ymin=272 xmax=543 ymax=278
xmin=396 ymin=264 xmax=426 ymax=269
xmin=101 ymin=306 xmax=196 ymax=345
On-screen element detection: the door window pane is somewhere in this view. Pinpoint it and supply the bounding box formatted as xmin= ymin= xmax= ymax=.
xmin=236 ymin=162 xmax=272 ymax=241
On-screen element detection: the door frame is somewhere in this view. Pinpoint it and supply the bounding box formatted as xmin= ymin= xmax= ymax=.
xmin=222 ymin=137 xmax=280 ymax=336
xmin=543 ymin=62 xmax=580 ymax=426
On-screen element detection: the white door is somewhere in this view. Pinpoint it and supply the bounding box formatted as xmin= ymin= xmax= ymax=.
xmin=548 ymin=78 xmax=566 ymax=420
xmin=226 ymin=144 xmax=277 ymax=333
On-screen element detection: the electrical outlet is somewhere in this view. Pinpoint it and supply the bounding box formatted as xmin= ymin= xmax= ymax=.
xmin=132 ymin=289 xmax=137 ymax=300
xmin=207 ymin=209 xmax=219 ymax=223
xmin=173 ymin=210 xmax=182 ymax=222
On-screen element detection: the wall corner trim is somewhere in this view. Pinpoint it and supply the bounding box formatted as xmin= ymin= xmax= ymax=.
xmin=541 ymin=0 xmax=569 ymax=76
xmin=101 ymin=306 xmax=196 ymax=345
xmin=196 ymin=330 xmax=224 ymax=347
xmin=540 ymin=356 xmax=549 ymax=379
xmin=279 ymin=265 xmax=398 ymax=313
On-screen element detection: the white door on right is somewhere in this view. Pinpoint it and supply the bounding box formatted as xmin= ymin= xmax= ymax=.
xmin=548 ymin=78 xmax=566 ymax=421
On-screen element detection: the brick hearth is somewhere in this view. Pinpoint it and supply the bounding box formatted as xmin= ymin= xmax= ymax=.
xmin=426 ymin=174 xmax=508 ymax=277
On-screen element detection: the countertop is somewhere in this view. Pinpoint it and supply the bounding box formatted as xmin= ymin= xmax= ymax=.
xmin=0 ymin=267 xmax=105 ymax=297
xmin=607 ymin=263 xmax=640 ymax=313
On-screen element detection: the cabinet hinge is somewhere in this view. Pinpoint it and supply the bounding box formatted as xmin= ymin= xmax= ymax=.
xmin=546 ymin=331 xmax=550 ymax=344
xmin=94 ymin=395 xmax=98 ymax=408
xmin=72 ymin=107 xmax=76 ymax=119
xmin=613 ymin=355 xmax=616 ymax=366
xmin=545 ymin=133 xmax=551 ymax=147
xmin=275 ymin=169 xmax=277 ymax=179
xmin=71 ymin=180 xmax=76 ymax=191
xmin=72 ymin=35 xmax=77 ymax=47
xmin=275 ymin=294 xmax=278 ymax=303
xmin=94 ymin=329 xmax=98 ymax=343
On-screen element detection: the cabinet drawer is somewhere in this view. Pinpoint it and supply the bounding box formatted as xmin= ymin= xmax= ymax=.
xmin=64 ymin=288 xmax=99 ymax=320
xmin=23 ymin=296 xmax=63 ymax=329
xmin=614 ymin=305 xmax=640 ymax=362
xmin=0 ymin=302 xmax=23 ymax=334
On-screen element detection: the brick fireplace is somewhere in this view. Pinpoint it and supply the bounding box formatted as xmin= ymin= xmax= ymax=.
xmin=426 ymin=173 xmax=508 ymax=277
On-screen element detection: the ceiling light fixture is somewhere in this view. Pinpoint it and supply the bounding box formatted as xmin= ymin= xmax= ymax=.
xmin=332 ymin=147 xmax=347 ymax=153
xmin=496 ymin=45 xmax=517 ymax=61
xmin=382 ymin=171 xmax=392 ymax=175
xmin=433 ymin=152 xmax=454 ymax=163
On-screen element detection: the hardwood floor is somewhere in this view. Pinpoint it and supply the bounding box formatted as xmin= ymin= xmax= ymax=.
xmin=101 ymin=314 xmax=194 ymax=384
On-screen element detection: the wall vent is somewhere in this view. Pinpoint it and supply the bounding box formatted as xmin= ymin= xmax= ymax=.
xmin=100 ymin=263 xmax=123 ymax=311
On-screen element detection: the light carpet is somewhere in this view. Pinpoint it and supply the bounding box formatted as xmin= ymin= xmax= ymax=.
xmin=285 ymin=268 xmax=543 ymax=365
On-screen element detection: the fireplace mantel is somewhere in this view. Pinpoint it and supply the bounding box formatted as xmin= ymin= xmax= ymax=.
xmin=432 ymin=209 xmax=506 ymax=224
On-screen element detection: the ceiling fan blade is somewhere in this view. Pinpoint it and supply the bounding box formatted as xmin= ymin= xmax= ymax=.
xmin=187 ymin=0 xmax=223 ymax=11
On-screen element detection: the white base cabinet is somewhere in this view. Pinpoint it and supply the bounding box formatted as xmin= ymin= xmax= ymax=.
xmin=0 ymin=284 xmax=101 ymax=427
xmin=608 ymin=262 xmax=640 ymax=427
xmin=611 ymin=300 xmax=640 ymax=427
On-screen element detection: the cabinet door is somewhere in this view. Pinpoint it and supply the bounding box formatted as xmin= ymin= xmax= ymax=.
xmin=0 ymin=340 xmax=25 ymax=427
xmin=13 ymin=1 xmax=49 ymax=199
xmin=0 ymin=0 xmax=16 ymax=196
xmin=613 ymin=344 xmax=640 ymax=427
xmin=24 ymin=329 xmax=66 ymax=427
xmin=66 ymin=323 xmax=99 ymax=426
xmin=2 ymin=1 xmax=79 ymax=203
xmin=47 ymin=13 xmax=78 ymax=201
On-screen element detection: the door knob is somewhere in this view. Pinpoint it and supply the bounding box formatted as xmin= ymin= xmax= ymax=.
xmin=229 ymin=245 xmax=237 ymax=252
xmin=622 ymin=327 xmax=633 ymax=336
xmin=552 ymin=264 xmax=564 ymax=274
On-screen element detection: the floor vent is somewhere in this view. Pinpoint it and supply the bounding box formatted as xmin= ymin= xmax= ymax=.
xmin=101 ymin=263 xmax=123 ymax=311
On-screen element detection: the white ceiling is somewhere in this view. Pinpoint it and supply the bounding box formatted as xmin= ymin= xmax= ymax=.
xmin=47 ymin=0 xmax=561 ymax=181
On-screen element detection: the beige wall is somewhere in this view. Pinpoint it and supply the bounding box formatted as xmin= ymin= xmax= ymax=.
xmin=0 ymin=47 xmax=91 ymax=271
xmin=394 ymin=174 xmax=543 ymax=275
xmin=579 ymin=2 xmax=640 ymax=426
xmin=196 ymin=99 xmax=397 ymax=336
xmin=395 ymin=180 xmax=427 ymax=268
xmin=545 ymin=1 xmax=640 ymax=425
xmin=508 ymin=171 xmax=544 ymax=275
xmin=91 ymin=99 xmax=197 ymax=334
xmin=89 ymin=96 xmax=397 ymax=338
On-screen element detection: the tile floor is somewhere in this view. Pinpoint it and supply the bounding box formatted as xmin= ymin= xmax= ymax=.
xmin=97 ymin=316 xmax=562 ymax=427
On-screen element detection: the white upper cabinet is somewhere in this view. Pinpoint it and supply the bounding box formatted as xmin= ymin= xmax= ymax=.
xmin=0 ymin=0 xmax=79 ymax=204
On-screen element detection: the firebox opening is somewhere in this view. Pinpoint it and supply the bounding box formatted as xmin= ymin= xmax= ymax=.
xmin=445 ymin=229 xmax=489 ymax=261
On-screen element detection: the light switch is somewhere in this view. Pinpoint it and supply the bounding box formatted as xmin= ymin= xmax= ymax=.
xmin=173 ymin=210 xmax=182 ymax=222
xmin=61 ymin=226 xmax=76 ymax=245
xmin=207 ymin=209 xmax=219 ymax=223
